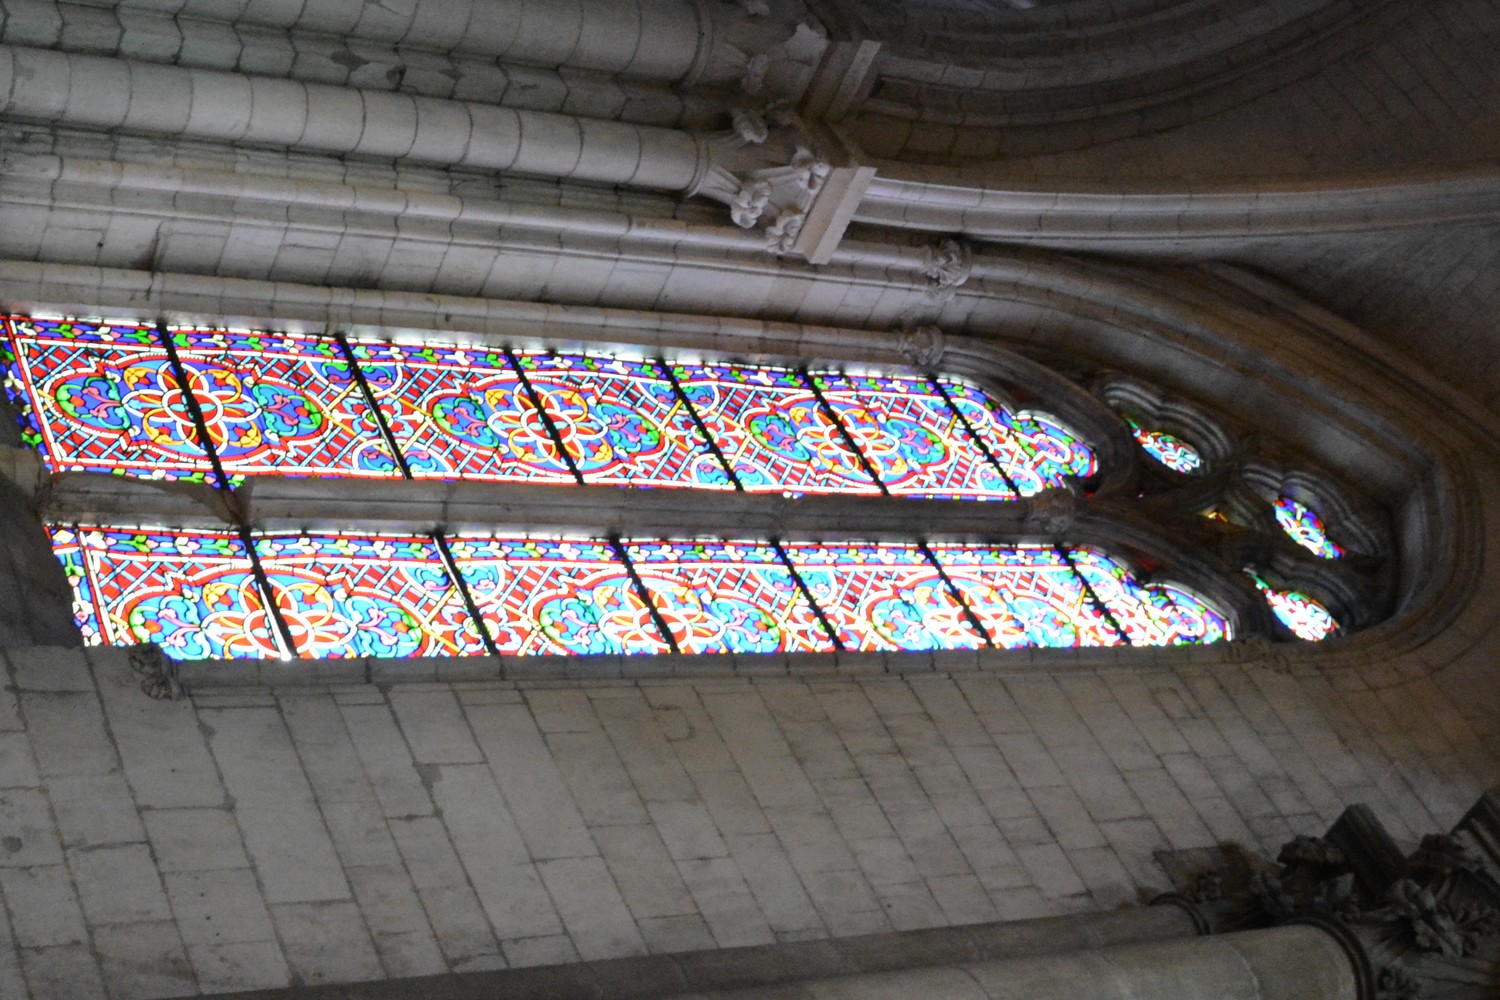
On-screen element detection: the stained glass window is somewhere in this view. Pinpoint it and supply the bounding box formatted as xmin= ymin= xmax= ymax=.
xmin=1007 ymin=409 xmax=1098 ymax=484
xmin=671 ymin=363 xmax=880 ymax=495
xmin=939 ymin=380 xmax=1096 ymax=495
xmin=1125 ymin=418 xmax=1201 ymax=474
xmin=809 ymin=372 xmax=1013 ymax=499
xmin=251 ymin=533 xmax=486 ymax=659
xmin=52 ymin=525 xmax=281 ymax=659
xmin=166 ymin=328 xmax=400 ymax=479
xmin=1251 ymin=574 xmax=1338 ymax=641
xmin=781 ymin=541 xmax=988 ymax=651
xmin=1273 ymin=497 xmax=1343 ymax=559
xmin=446 ymin=536 xmax=666 ymax=656
xmin=1067 ymin=549 xmax=1229 ymax=645
xmin=517 ymin=353 xmax=732 ymax=489
xmin=1 ymin=316 xmax=218 ymax=482
xmin=20 ymin=312 xmax=1365 ymax=661
xmin=623 ymin=540 xmax=834 ymax=654
xmin=345 ymin=339 xmax=574 ymax=483
xmin=930 ymin=544 xmax=1122 ymax=648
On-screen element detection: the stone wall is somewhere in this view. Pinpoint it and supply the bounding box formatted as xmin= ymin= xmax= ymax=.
xmin=2 ymin=619 xmax=1497 ymax=996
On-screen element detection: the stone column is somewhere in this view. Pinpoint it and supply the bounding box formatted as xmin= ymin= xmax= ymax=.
xmin=673 ymin=924 xmax=1359 ymax=1000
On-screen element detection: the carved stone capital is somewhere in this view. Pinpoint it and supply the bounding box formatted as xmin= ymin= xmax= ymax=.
xmin=1024 ymin=487 xmax=1077 ymax=537
xmin=898 ymin=323 xmax=945 ymax=369
xmin=690 ymin=109 xmax=872 ymax=261
xmin=689 ymin=1 xmax=829 ymax=104
xmin=1161 ymin=794 xmax=1500 ymax=1000
xmin=921 ymin=238 xmax=973 ymax=301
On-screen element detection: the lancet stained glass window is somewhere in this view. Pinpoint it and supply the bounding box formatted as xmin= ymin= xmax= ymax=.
xmin=1273 ymin=497 xmax=1343 ymax=559
xmin=516 ymin=353 xmax=732 ymax=489
xmin=251 ymin=533 xmax=486 ymax=659
xmin=1 ymin=316 xmax=218 ymax=482
xmin=17 ymin=311 xmax=1368 ymax=664
xmin=624 ymin=540 xmax=835 ymax=654
xmin=1251 ymin=574 xmax=1338 ymax=641
xmin=447 ymin=536 xmax=666 ymax=657
xmin=1126 ymin=418 xmax=1202 ymax=474
xmin=344 ymin=339 xmax=574 ymax=483
xmin=4 ymin=315 xmax=1097 ymax=502
xmin=51 ymin=525 xmax=279 ymax=659
xmin=166 ymin=329 xmax=401 ymax=480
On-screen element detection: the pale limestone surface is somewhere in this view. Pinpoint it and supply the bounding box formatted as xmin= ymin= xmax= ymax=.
xmin=0 ymin=644 xmax=1494 ymax=996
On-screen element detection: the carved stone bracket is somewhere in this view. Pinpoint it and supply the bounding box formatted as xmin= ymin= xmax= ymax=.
xmin=1160 ymin=793 xmax=1500 ymax=1000
xmin=897 ymin=323 xmax=945 ymax=370
xmin=128 ymin=642 xmax=183 ymax=701
xmin=690 ymin=106 xmax=874 ymax=262
xmin=921 ymin=238 xmax=973 ymax=302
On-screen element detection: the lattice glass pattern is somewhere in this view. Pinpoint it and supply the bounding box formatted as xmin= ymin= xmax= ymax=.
xmin=50 ymin=525 xmax=281 ymax=659
xmin=251 ymin=533 xmax=486 ymax=659
xmin=345 ymin=339 xmax=575 ymax=483
xmin=1250 ymin=573 xmax=1338 ymax=641
xmin=928 ymin=544 xmax=1123 ymax=648
xmin=1125 ymin=418 xmax=1202 ymax=474
xmin=623 ymin=540 xmax=834 ymax=654
xmin=781 ymin=541 xmax=987 ymax=651
xmin=670 ymin=363 xmax=879 ymax=495
xmin=1 ymin=316 xmax=218 ymax=482
xmin=447 ymin=536 xmax=666 ymax=655
xmin=809 ymin=372 xmax=1014 ymax=499
xmin=516 ymin=353 xmax=732 ymax=489
xmin=1273 ymin=497 xmax=1343 ymax=559
xmin=165 ymin=328 xmax=399 ymax=478
xmin=1067 ymin=549 xmax=1229 ymax=645
xmin=938 ymin=381 xmax=1096 ymax=495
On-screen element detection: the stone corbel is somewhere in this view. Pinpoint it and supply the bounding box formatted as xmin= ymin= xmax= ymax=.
xmin=690 ymin=104 xmax=875 ymax=263
xmin=1159 ymin=793 xmax=1500 ymax=1000
xmin=688 ymin=0 xmax=830 ymax=106
xmin=922 ymin=238 xmax=973 ymax=301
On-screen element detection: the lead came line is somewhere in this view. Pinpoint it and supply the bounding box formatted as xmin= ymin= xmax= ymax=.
xmin=238 ymin=527 xmax=302 ymax=660
xmin=802 ymin=368 xmax=892 ymax=496
xmin=607 ymin=534 xmax=681 ymax=656
xmin=930 ymin=376 xmax=1020 ymax=497
xmin=772 ymin=540 xmax=847 ymax=652
xmin=506 ymin=347 xmax=587 ymax=485
xmin=1057 ymin=544 xmax=1131 ymax=647
xmin=157 ymin=322 xmax=234 ymax=495
xmin=433 ymin=531 xmax=505 ymax=662
xmin=917 ymin=541 xmax=998 ymax=650
xmin=335 ymin=331 xmax=413 ymax=480
xmin=662 ymin=360 xmax=744 ymax=492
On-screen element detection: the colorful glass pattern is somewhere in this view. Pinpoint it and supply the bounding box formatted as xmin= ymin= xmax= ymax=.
xmin=1125 ymin=418 xmax=1202 ymax=474
xmin=50 ymin=525 xmax=281 ymax=659
xmin=940 ymin=381 xmax=1096 ymax=495
xmin=781 ymin=542 xmax=987 ymax=651
xmin=929 ymin=544 xmax=1122 ymax=648
xmin=251 ymin=533 xmax=486 ymax=659
xmin=1273 ymin=497 xmax=1343 ymax=559
xmin=1067 ymin=549 xmax=1229 ymax=645
xmin=624 ymin=540 xmax=834 ymax=654
xmin=810 ymin=372 xmax=1013 ymax=499
xmin=447 ymin=536 xmax=666 ymax=656
xmin=345 ymin=339 xmax=574 ymax=483
xmin=166 ymin=328 xmax=399 ymax=478
xmin=1 ymin=316 xmax=217 ymax=482
xmin=517 ymin=353 xmax=732 ymax=489
xmin=671 ymin=363 xmax=879 ymax=495
xmin=1251 ymin=574 xmax=1338 ymax=641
